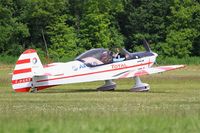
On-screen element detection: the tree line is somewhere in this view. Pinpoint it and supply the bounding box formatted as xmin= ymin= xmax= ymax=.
xmin=0 ymin=0 xmax=199 ymax=61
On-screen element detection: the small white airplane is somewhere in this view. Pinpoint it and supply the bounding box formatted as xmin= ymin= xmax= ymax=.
xmin=11 ymin=40 xmax=184 ymax=92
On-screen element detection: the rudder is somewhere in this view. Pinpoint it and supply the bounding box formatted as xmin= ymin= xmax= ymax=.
xmin=11 ymin=49 xmax=44 ymax=92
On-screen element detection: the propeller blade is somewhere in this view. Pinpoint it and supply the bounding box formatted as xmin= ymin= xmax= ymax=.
xmin=143 ymin=39 xmax=151 ymax=52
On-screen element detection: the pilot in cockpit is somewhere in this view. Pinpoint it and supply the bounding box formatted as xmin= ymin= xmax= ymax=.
xmin=111 ymin=48 xmax=127 ymax=62
xmin=100 ymin=51 xmax=113 ymax=64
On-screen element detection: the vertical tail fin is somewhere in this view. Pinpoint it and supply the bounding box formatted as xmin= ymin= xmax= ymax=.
xmin=12 ymin=49 xmax=44 ymax=92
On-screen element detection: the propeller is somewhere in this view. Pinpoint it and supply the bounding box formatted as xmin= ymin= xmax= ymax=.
xmin=142 ymin=39 xmax=152 ymax=52
xmin=142 ymin=39 xmax=158 ymax=65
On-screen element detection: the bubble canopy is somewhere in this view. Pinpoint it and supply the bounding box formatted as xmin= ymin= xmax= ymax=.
xmin=75 ymin=48 xmax=154 ymax=67
xmin=75 ymin=48 xmax=113 ymax=66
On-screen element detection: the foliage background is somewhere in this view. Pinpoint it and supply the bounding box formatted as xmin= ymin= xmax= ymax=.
xmin=0 ymin=0 xmax=199 ymax=62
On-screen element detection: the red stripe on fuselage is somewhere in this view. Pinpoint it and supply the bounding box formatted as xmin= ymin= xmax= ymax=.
xmin=38 ymin=62 xmax=153 ymax=83
xmin=16 ymin=59 xmax=30 ymax=65
xmin=13 ymin=68 xmax=31 ymax=75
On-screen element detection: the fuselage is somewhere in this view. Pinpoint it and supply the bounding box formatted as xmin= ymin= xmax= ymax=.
xmin=35 ymin=52 xmax=158 ymax=87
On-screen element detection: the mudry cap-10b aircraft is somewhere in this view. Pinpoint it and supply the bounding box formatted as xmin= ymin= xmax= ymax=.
xmin=11 ymin=40 xmax=184 ymax=92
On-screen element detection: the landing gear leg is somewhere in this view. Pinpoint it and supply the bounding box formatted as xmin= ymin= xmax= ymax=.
xmin=97 ymin=80 xmax=116 ymax=91
xmin=130 ymin=76 xmax=150 ymax=92
xmin=30 ymin=76 xmax=37 ymax=93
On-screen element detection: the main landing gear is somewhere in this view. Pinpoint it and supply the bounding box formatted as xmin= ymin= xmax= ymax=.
xmin=97 ymin=77 xmax=149 ymax=92
xmin=130 ymin=76 xmax=150 ymax=92
xmin=97 ymin=80 xmax=116 ymax=91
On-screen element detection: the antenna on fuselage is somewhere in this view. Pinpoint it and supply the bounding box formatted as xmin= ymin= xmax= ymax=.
xmin=143 ymin=39 xmax=151 ymax=52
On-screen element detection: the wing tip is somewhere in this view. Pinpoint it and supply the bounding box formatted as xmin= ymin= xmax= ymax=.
xmin=177 ymin=64 xmax=186 ymax=69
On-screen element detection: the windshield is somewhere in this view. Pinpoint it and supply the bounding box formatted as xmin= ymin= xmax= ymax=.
xmin=76 ymin=48 xmax=113 ymax=66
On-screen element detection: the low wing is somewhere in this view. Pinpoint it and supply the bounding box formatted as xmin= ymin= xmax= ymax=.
xmin=116 ymin=65 xmax=185 ymax=79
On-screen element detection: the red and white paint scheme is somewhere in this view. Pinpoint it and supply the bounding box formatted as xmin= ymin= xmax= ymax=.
xmin=12 ymin=41 xmax=184 ymax=92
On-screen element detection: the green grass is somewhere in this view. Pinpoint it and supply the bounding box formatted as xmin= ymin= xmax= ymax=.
xmin=0 ymin=65 xmax=200 ymax=133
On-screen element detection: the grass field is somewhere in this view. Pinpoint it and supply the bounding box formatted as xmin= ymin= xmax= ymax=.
xmin=0 ymin=65 xmax=200 ymax=133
